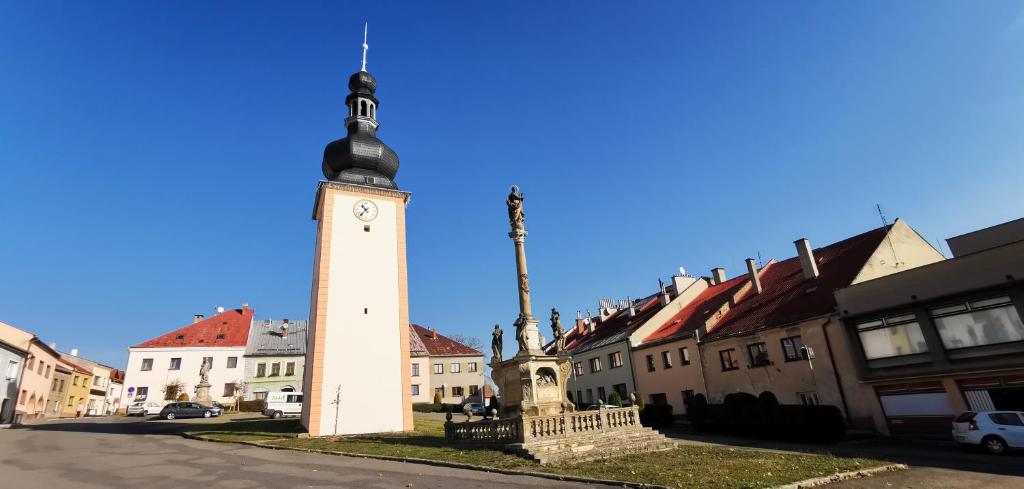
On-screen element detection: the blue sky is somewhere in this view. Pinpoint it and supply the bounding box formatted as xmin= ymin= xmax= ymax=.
xmin=2 ymin=1 xmax=1023 ymax=367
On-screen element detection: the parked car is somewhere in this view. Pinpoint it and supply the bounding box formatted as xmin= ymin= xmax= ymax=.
xmin=952 ymin=411 xmax=1024 ymax=454
xmin=157 ymin=402 xmax=217 ymax=420
xmin=126 ymin=400 xmax=164 ymax=416
xmin=208 ymin=401 xmax=225 ymax=417
xmin=465 ymin=403 xmax=486 ymax=415
xmin=263 ymin=392 xmax=303 ymax=419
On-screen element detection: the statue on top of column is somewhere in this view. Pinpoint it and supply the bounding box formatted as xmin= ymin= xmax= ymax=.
xmin=491 ymin=324 xmax=503 ymax=362
xmin=506 ymin=185 xmax=525 ymax=231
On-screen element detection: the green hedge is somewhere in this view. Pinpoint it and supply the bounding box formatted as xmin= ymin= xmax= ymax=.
xmin=687 ymin=392 xmax=844 ymax=443
xmin=237 ymin=399 xmax=266 ymax=412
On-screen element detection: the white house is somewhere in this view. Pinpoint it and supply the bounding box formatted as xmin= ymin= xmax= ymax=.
xmin=122 ymin=305 xmax=253 ymax=407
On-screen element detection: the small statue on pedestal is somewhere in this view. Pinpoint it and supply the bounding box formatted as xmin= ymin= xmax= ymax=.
xmin=514 ymin=314 xmax=529 ymax=353
xmin=491 ymin=324 xmax=503 ymax=363
xmin=550 ymin=307 xmax=565 ymax=353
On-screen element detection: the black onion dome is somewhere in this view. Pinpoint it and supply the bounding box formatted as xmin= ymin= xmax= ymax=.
xmin=321 ymin=70 xmax=400 ymax=189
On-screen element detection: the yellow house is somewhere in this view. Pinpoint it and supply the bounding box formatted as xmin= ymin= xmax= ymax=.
xmin=59 ymin=358 xmax=93 ymax=417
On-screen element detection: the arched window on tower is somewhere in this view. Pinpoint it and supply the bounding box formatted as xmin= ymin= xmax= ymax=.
xmin=360 ymin=100 xmax=367 ymax=116
xmin=370 ymin=104 xmax=375 ymax=118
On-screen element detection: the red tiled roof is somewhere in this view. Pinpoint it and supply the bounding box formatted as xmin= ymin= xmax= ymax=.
xmin=705 ymin=226 xmax=890 ymax=340
xmin=133 ymin=308 xmax=254 ymax=348
xmin=642 ymin=274 xmax=750 ymax=344
xmin=562 ymin=293 xmax=662 ymax=353
xmin=410 ymin=324 xmax=482 ymax=356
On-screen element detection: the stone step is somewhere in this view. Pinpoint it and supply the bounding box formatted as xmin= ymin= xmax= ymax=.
xmin=512 ymin=429 xmax=677 ymax=464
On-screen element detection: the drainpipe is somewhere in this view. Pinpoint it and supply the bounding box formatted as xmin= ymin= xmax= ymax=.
xmin=695 ymin=330 xmax=710 ymax=404
xmin=820 ymin=316 xmax=853 ymax=426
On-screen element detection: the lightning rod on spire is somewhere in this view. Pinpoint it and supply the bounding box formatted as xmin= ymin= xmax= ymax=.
xmin=360 ymin=23 xmax=369 ymax=72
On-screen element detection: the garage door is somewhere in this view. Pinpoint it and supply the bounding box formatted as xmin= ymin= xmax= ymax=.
xmin=876 ymin=382 xmax=954 ymax=436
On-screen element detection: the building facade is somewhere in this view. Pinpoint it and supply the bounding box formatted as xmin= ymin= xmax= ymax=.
xmin=0 ymin=338 xmax=27 ymax=424
xmin=46 ymin=362 xmax=72 ymax=417
xmin=409 ymin=325 xmax=484 ymax=404
xmin=835 ymin=217 xmax=1024 ymax=435
xmin=58 ymin=358 xmax=92 ymax=417
xmin=0 ymin=322 xmax=61 ymax=423
xmin=122 ymin=306 xmax=252 ymax=407
xmin=60 ymin=350 xmax=116 ymax=415
xmin=245 ymin=319 xmax=308 ymax=400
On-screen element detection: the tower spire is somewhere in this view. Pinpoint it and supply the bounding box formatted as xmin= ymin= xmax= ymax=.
xmin=360 ymin=23 xmax=369 ymax=72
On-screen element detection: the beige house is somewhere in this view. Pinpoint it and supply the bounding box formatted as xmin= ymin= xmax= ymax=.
xmin=0 ymin=321 xmax=61 ymax=423
xmin=409 ymin=325 xmax=484 ymax=404
xmin=59 ymin=350 xmax=116 ymax=415
xmin=695 ymin=220 xmax=943 ymax=431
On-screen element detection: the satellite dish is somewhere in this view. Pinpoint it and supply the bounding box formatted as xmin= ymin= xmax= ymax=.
xmin=216 ymin=306 xmax=225 ymax=313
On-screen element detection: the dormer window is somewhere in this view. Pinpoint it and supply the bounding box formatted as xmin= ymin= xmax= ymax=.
xmin=175 ymin=334 xmax=185 ymax=340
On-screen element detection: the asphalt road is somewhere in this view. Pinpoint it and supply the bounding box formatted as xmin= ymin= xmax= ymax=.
xmin=0 ymin=416 xmax=597 ymax=489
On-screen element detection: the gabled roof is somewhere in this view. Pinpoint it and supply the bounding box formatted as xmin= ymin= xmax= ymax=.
xmin=641 ymin=274 xmax=750 ymax=345
xmin=410 ymin=324 xmax=482 ymax=357
xmin=59 ymin=358 xmax=92 ymax=375
xmin=705 ymin=225 xmax=890 ymax=340
xmin=561 ymin=293 xmax=662 ymax=355
xmin=133 ymin=307 xmax=253 ymax=348
xmin=245 ymin=319 xmax=308 ymax=356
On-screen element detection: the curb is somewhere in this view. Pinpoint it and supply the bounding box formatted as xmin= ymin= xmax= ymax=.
xmin=771 ymin=463 xmax=909 ymax=489
xmin=183 ymin=432 xmax=666 ymax=488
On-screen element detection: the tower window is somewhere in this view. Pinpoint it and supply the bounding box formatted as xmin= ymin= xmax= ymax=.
xmin=364 ymin=225 xmax=371 ymax=232
xmin=360 ymin=100 xmax=367 ymax=116
xmin=370 ymin=104 xmax=375 ymax=118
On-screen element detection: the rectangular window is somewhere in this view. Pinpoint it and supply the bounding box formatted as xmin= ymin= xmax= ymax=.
xmin=576 ymin=390 xmax=583 ymax=404
xmin=256 ymin=363 xmax=266 ymax=377
xmin=719 ymin=349 xmax=739 ymax=371
xmin=798 ymin=391 xmax=820 ymax=406
xmin=285 ymin=362 xmax=295 ymax=376
xmin=270 ymin=363 xmax=281 ymax=376
xmin=589 ymin=357 xmax=602 ymax=373
xmin=857 ymin=314 xmax=929 ymax=359
xmin=467 ymin=362 xmax=478 ymax=373
xmin=613 ymin=383 xmax=628 ymax=400
xmin=27 ymin=357 xmax=34 ymax=370
xmin=573 ymin=362 xmax=584 ymax=376
xmin=452 ymin=386 xmax=464 ymax=397
xmin=661 ymin=351 xmax=673 ymax=369
xmin=469 ymin=385 xmax=479 ymax=396
xmin=597 ymin=387 xmax=607 ymax=403
xmin=433 ymin=363 xmax=444 ymax=374
xmin=38 ymin=362 xmax=45 ymax=375
xmin=679 ymin=347 xmax=690 ymax=365
xmin=223 ymin=383 xmax=235 ymax=397
xmin=608 ymin=351 xmax=623 ymax=368
xmin=586 ymin=389 xmax=593 ymax=403
xmin=169 ymin=358 xmax=181 ymax=370
xmin=68 ymin=396 xmax=75 ymax=407
xmin=411 ymin=363 xmax=420 ymax=377
xmin=45 ymin=365 xmax=51 ymax=378
xmin=646 ymin=354 xmax=656 ymax=372
xmin=136 ymin=386 xmax=148 ymax=399
xmin=227 ymin=357 xmax=238 ymax=368
xmin=411 ymin=384 xmax=420 ymax=396
xmin=747 ymin=342 xmax=770 ymax=366
xmin=141 ymin=358 xmax=153 ymax=371
xmin=19 ymin=389 xmax=27 ymax=404
xmin=930 ymin=296 xmax=1024 ymax=350
xmin=780 ymin=336 xmax=806 ymax=362
xmin=450 ymin=363 xmax=461 ymax=373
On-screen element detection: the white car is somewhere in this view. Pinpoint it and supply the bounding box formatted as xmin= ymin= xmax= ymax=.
xmin=952 ymin=410 xmax=1024 ymax=454
xmin=126 ymin=401 xmax=164 ymax=416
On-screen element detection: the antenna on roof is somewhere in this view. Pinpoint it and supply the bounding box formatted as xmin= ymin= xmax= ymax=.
xmin=756 ymin=251 xmax=763 ymax=269
xmin=876 ymin=203 xmax=901 ymax=268
xmin=360 ymin=22 xmax=369 ymax=72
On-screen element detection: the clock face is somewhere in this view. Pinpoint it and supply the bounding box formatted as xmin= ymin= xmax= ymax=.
xmin=353 ymin=199 xmax=379 ymax=221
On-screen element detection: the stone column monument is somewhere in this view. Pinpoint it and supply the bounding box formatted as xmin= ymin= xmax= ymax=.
xmin=490 ymin=186 xmax=573 ymax=418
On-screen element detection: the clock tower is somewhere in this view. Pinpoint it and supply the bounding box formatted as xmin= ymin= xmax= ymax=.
xmin=301 ymin=34 xmax=413 ymax=435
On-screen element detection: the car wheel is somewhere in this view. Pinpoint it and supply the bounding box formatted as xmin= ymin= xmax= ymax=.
xmin=982 ymin=435 xmax=1008 ymax=455
xmin=204 ymin=411 xmax=212 ymax=418
xmin=273 ymin=411 xmax=282 ymax=419
xmin=165 ymin=412 xmax=176 ymax=420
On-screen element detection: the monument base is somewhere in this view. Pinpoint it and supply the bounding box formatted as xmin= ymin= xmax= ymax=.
xmin=490 ymin=350 xmax=573 ymax=419
xmin=194 ymin=382 xmax=213 ymax=406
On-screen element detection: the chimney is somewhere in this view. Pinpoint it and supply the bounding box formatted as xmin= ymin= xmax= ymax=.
xmin=193 ymin=314 xmax=204 ymax=324
xmin=794 ymin=238 xmax=820 ymax=279
xmin=711 ymin=267 xmax=727 ymax=285
xmin=70 ymin=348 xmax=79 ymax=357
xmin=627 ymin=297 xmax=637 ymax=317
xmin=576 ymin=317 xmax=586 ymax=335
xmin=281 ymin=319 xmax=289 ymax=337
xmin=746 ymin=258 xmax=763 ymax=294
xmin=242 ymin=303 xmax=249 ymax=312
xmin=431 ymin=328 xmax=438 ymax=339
xmin=672 ymin=270 xmax=697 ymax=298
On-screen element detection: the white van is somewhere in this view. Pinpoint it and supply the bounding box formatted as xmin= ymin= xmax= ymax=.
xmin=263 ymin=392 xmax=303 ymax=418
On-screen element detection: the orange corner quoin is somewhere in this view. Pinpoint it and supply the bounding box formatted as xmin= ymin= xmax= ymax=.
xmin=300 ymin=49 xmax=413 ymax=436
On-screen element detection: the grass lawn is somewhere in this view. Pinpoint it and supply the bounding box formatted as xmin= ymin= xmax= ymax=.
xmin=187 ymin=415 xmax=890 ymax=488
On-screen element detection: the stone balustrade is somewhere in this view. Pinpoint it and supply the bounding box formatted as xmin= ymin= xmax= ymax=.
xmin=444 ymin=406 xmax=642 ymax=445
